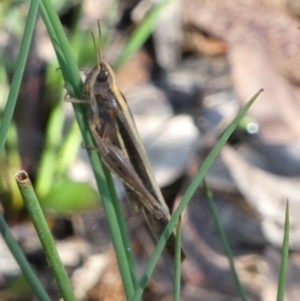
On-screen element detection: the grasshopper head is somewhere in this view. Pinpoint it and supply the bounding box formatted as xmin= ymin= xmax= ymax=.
xmin=96 ymin=62 xmax=109 ymax=83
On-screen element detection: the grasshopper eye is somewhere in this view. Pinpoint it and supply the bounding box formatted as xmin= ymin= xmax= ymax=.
xmin=97 ymin=69 xmax=109 ymax=83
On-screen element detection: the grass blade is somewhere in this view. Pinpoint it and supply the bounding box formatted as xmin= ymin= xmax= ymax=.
xmin=173 ymin=218 xmax=182 ymax=301
xmin=15 ymin=171 xmax=77 ymax=301
xmin=0 ymin=214 xmax=52 ymax=301
xmin=39 ymin=2 xmax=138 ymax=296
xmin=114 ymin=0 xmax=174 ymax=70
xmin=203 ymin=179 xmax=248 ymax=301
xmin=35 ymin=103 xmax=64 ymax=198
xmin=0 ymin=0 xmax=39 ymax=157
xmin=132 ymin=89 xmax=263 ymax=301
xmin=276 ymin=201 xmax=289 ymax=301
xmin=39 ymin=0 xmax=82 ymax=96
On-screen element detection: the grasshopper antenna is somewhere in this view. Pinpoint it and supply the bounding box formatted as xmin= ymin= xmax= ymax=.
xmin=91 ymin=20 xmax=102 ymax=71
xmin=97 ymin=20 xmax=102 ymax=62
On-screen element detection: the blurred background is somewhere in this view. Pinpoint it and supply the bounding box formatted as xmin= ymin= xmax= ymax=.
xmin=1 ymin=0 xmax=300 ymax=300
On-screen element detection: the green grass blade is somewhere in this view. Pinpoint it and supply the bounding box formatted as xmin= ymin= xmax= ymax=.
xmin=103 ymin=168 xmax=138 ymax=290
xmin=203 ymin=179 xmax=248 ymax=301
xmin=0 ymin=0 xmax=39 ymax=158
xmin=276 ymin=201 xmax=289 ymax=301
xmin=39 ymin=2 xmax=138 ymax=296
xmin=35 ymin=103 xmax=64 ymax=198
xmin=6 ymin=121 xmax=22 ymax=171
xmin=56 ymin=121 xmax=82 ymax=175
xmin=38 ymin=3 xmax=71 ymax=84
xmin=173 ymin=218 xmax=182 ymax=301
xmin=0 ymin=214 xmax=52 ymax=301
xmin=132 ymin=89 xmax=263 ymax=301
xmin=0 ymin=60 xmax=10 ymax=111
xmin=39 ymin=0 xmax=82 ymax=96
xmin=15 ymin=171 xmax=77 ymax=301
xmin=114 ymin=0 xmax=174 ymax=70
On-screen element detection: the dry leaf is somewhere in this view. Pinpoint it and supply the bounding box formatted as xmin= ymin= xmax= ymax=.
xmin=221 ymin=145 xmax=300 ymax=250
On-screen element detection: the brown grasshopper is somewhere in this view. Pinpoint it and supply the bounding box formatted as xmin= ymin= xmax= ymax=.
xmin=73 ymin=26 xmax=184 ymax=260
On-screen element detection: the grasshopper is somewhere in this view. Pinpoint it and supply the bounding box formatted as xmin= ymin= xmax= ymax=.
xmin=74 ymin=25 xmax=184 ymax=260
